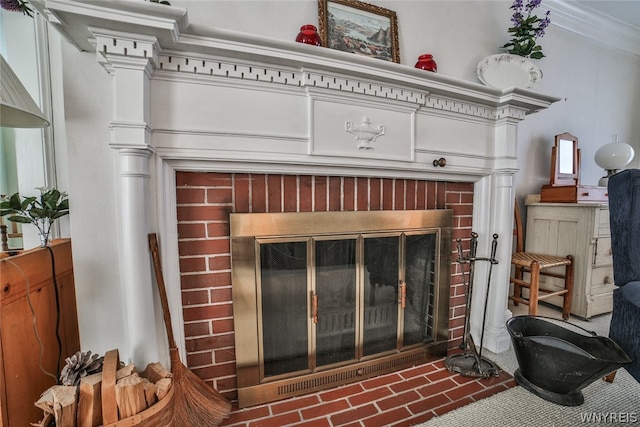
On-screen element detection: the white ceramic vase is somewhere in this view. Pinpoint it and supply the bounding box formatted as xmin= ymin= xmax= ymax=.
xmin=476 ymin=53 xmax=542 ymax=90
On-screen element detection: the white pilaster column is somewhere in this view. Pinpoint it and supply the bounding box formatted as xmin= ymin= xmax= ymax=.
xmin=470 ymin=172 xmax=515 ymax=353
xmin=469 ymin=106 xmax=523 ymax=353
xmin=116 ymin=148 xmax=159 ymax=366
xmin=94 ymin=32 xmax=161 ymax=366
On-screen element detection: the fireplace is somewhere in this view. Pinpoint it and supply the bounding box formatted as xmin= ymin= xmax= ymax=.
xmin=176 ymin=172 xmax=473 ymax=404
xmin=230 ymin=209 xmax=452 ymax=406
xmin=36 ymin=0 xmax=561 ymax=411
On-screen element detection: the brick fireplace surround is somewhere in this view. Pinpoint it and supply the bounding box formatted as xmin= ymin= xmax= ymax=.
xmin=176 ymin=171 xmax=515 ymax=426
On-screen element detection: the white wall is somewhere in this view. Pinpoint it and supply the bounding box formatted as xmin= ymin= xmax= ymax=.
xmin=51 ymin=0 xmax=640 ymax=360
xmin=56 ymin=38 xmax=128 ymax=356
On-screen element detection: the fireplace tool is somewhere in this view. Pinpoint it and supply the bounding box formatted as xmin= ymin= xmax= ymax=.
xmin=445 ymin=232 xmax=500 ymax=378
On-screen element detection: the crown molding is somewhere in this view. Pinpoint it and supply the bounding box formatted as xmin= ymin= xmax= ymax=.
xmin=547 ymin=0 xmax=640 ymax=57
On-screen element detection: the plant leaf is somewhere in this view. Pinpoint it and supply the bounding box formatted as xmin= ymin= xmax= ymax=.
xmin=52 ymin=211 xmax=69 ymax=220
xmin=20 ymin=196 xmax=36 ymax=210
xmin=9 ymin=194 xmax=23 ymax=209
xmin=7 ymin=216 xmax=33 ymax=224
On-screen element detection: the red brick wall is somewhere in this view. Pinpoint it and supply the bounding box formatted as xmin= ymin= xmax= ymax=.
xmin=175 ymin=172 xmax=474 ymax=401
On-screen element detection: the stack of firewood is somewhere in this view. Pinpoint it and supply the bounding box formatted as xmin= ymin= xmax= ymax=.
xmin=33 ymin=359 xmax=172 ymax=427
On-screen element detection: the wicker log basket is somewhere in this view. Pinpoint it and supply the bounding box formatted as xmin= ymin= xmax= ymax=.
xmin=33 ymin=349 xmax=173 ymax=427
xmin=101 ymin=350 xmax=174 ymax=427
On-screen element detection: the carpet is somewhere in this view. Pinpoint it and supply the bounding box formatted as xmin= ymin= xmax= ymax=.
xmin=420 ymin=305 xmax=640 ymax=427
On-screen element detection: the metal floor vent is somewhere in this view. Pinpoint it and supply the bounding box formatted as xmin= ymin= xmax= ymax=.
xmin=276 ymin=349 xmax=436 ymax=398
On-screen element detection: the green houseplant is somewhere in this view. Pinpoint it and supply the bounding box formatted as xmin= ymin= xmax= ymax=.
xmin=502 ymin=0 xmax=551 ymax=59
xmin=1 ymin=187 xmax=69 ymax=247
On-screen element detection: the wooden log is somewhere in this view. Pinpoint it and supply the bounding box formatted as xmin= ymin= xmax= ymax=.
xmin=155 ymin=378 xmax=172 ymax=401
xmin=34 ymin=387 xmax=55 ymax=415
xmin=51 ymin=386 xmax=77 ymax=427
xmin=35 ymin=385 xmax=78 ymax=426
xmin=115 ymin=373 xmax=148 ymax=418
xmin=142 ymin=378 xmax=158 ymax=407
xmin=77 ymin=372 xmax=102 ymax=427
xmin=116 ymin=364 xmax=136 ymax=381
xmin=141 ymin=362 xmax=171 ymax=383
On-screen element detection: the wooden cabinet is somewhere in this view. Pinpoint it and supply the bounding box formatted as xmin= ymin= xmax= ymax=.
xmin=524 ymin=196 xmax=614 ymax=319
xmin=0 ymin=239 xmax=80 ymax=427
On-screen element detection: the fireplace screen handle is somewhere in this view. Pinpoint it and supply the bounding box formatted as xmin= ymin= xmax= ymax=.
xmin=312 ymin=292 xmax=319 ymax=324
xmin=399 ymin=282 xmax=406 ymax=309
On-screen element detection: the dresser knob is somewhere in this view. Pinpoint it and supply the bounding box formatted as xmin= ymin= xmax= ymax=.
xmin=604 ymin=276 xmax=612 ymax=284
xmin=433 ymin=158 xmax=446 ymax=167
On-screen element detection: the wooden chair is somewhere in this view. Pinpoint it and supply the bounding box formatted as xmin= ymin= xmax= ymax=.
xmin=510 ymin=201 xmax=574 ymax=319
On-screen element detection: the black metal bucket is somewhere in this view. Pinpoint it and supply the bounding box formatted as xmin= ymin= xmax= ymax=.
xmin=506 ymin=316 xmax=631 ymax=406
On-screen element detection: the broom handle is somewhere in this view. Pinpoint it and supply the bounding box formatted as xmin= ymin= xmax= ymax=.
xmin=149 ymin=233 xmax=178 ymax=350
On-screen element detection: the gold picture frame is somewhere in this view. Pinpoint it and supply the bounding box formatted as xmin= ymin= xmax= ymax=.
xmin=318 ymin=0 xmax=400 ymax=63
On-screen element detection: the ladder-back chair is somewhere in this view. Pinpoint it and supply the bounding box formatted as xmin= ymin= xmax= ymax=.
xmin=510 ymin=201 xmax=575 ymax=319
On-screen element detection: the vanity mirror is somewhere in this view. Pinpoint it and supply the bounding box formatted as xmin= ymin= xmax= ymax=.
xmin=540 ymin=132 xmax=608 ymax=203
xmin=550 ymin=132 xmax=579 ymax=186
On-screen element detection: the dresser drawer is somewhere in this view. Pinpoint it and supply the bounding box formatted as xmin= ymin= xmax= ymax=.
xmin=594 ymin=237 xmax=613 ymax=267
xmin=589 ymin=280 xmax=616 ymax=298
xmin=597 ymin=208 xmax=610 ymax=237
xmin=591 ymin=264 xmax=614 ymax=288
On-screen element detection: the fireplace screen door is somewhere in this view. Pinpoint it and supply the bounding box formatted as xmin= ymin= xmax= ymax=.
xmin=232 ymin=210 xmax=452 ymax=407
xmin=259 ymin=233 xmax=437 ymax=379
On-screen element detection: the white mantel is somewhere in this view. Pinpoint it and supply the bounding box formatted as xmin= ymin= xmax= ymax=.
xmin=36 ymin=0 xmax=560 ymax=366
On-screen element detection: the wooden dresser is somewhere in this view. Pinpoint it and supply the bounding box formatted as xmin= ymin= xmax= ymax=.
xmin=0 ymin=239 xmax=80 ymax=427
xmin=524 ymin=195 xmax=614 ymax=319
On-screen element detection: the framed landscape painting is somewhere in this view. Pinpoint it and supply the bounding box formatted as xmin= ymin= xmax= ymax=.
xmin=318 ymin=0 xmax=400 ymax=63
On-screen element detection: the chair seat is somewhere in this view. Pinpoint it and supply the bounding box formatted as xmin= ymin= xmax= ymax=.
xmin=511 ymin=252 xmax=572 ymax=269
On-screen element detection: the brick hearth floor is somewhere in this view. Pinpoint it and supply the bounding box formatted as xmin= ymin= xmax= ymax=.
xmin=219 ymin=355 xmax=515 ymax=427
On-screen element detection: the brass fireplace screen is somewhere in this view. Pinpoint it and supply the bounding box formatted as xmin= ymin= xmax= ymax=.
xmin=231 ymin=210 xmax=452 ymax=407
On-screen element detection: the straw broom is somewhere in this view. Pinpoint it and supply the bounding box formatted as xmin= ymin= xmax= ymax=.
xmin=149 ymin=233 xmax=232 ymax=426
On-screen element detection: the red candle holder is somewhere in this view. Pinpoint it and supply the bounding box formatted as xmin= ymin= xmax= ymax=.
xmin=296 ymin=24 xmax=322 ymax=46
xmin=415 ymin=54 xmax=437 ymax=72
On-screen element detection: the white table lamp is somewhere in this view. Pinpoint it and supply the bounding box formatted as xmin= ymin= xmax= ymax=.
xmin=0 ymin=53 xmax=49 ymax=128
xmin=594 ymin=136 xmax=635 ymax=187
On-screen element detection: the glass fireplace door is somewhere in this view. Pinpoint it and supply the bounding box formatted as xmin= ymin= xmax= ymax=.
xmin=257 ymin=231 xmax=438 ymax=380
xmin=260 ymin=240 xmax=309 ymax=378
xmin=315 ymin=238 xmax=357 ymax=367
xmin=362 ymin=235 xmax=400 ymax=357
xmin=403 ymin=233 xmax=437 ymax=347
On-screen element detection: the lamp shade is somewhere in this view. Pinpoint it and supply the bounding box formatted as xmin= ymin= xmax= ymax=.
xmin=594 ymin=142 xmax=634 ymax=171
xmin=0 ymin=53 xmax=49 ymax=128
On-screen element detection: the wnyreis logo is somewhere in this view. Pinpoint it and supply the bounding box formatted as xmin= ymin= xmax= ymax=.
xmin=580 ymin=412 xmax=638 ymax=423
